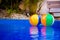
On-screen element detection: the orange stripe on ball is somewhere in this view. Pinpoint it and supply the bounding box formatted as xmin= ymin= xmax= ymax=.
xmin=41 ymin=14 xmax=46 ymax=26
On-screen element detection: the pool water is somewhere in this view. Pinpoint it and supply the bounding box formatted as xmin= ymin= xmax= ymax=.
xmin=0 ymin=19 xmax=60 ymax=40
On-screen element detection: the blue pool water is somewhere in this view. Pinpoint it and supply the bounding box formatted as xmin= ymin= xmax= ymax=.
xmin=0 ymin=19 xmax=60 ymax=40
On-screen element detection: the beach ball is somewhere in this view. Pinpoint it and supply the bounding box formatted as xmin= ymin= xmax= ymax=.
xmin=29 ymin=14 xmax=41 ymax=26
xmin=41 ymin=13 xmax=54 ymax=26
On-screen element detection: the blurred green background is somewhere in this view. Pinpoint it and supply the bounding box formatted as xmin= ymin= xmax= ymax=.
xmin=0 ymin=0 xmax=43 ymax=17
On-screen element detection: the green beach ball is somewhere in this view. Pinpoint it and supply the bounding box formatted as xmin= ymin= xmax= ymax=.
xmin=41 ymin=13 xmax=55 ymax=26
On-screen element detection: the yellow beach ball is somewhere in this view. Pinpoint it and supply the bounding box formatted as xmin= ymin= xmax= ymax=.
xmin=29 ymin=14 xmax=39 ymax=26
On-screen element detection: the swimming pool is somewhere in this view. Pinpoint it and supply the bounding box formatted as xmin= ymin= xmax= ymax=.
xmin=0 ymin=19 xmax=60 ymax=40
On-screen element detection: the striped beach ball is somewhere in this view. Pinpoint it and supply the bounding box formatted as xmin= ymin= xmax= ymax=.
xmin=41 ymin=13 xmax=54 ymax=26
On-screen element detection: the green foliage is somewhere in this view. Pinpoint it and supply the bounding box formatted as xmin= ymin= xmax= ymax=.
xmin=7 ymin=9 xmax=20 ymax=16
xmin=30 ymin=0 xmax=38 ymax=4
xmin=0 ymin=0 xmax=43 ymax=15
xmin=0 ymin=0 xmax=2 ymax=4
xmin=7 ymin=9 xmax=13 ymax=16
